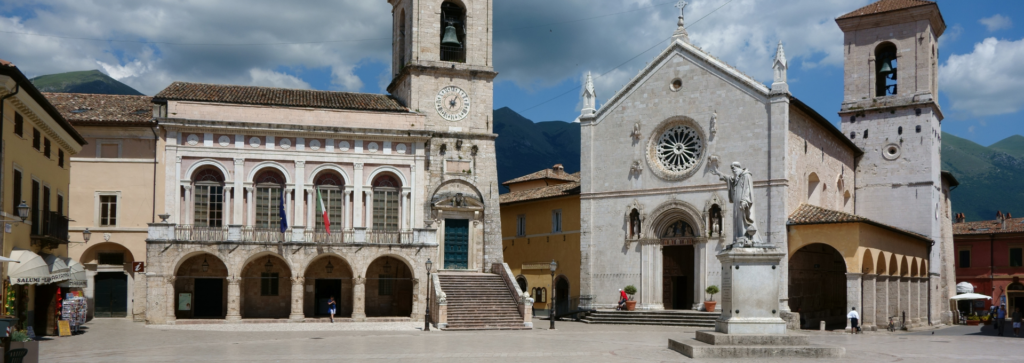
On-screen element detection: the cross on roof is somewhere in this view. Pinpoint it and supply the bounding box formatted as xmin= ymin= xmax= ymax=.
xmin=675 ymin=0 xmax=688 ymax=18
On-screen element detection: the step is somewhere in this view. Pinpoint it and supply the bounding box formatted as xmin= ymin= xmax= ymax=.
xmin=581 ymin=319 xmax=715 ymax=327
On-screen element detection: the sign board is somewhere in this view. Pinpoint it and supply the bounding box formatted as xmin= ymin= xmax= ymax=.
xmin=132 ymin=262 xmax=145 ymax=273
xmin=4 ymin=223 xmax=10 ymax=233
xmin=178 ymin=293 xmax=192 ymax=311
xmin=57 ymin=320 xmax=71 ymax=337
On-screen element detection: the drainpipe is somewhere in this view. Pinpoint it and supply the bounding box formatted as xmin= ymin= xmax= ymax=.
xmin=150 ymin=125 xmax=159 ymax=223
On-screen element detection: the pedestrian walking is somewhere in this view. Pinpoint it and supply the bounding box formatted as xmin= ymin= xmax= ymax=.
xmin=617 ymin=289 xmax=628 ymax=311
xmin=327 ymin=296 xmax=337 ymax=323
xmin=847 ymin=307 xmax=860 ymax=334
xmin=996 ymin=304 xmax=1006 ymax=336
xmin=1013 ymin=307 xmax=1022 ymax=337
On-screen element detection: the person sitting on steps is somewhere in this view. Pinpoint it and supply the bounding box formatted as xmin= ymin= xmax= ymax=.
xmin=617 ymin=289 xmax=628 ymax=311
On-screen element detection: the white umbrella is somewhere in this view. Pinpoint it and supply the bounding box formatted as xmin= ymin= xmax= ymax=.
xmin=7 ymin=250 xmax=51 ymax=285
xmin=950 ymin=293 xmax=992 ymax=300
xmin=0 ymin=256 xmax=19 ymax=263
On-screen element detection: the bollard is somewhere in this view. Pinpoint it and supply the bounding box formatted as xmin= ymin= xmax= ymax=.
xmin=820 ymin=320 xmax=826 ymax=331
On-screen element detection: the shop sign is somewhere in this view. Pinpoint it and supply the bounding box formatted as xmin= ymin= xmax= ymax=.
xmin=57 ymin=321 xmax=71 ymax=337
xmin=132 ymin=262 xmax=145 ymax=272
xmin=178 ymin=293 xmax=192 ymax=311
xmin=11 ymin=272 xmax=69 ymax=285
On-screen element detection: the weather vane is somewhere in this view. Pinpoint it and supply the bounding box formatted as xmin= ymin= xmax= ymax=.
xmin=675 ymin=0 xmax=688 ymax=18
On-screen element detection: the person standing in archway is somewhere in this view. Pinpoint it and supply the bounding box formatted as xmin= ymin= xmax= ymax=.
xmin=327 ymin=296 xmax=337 ymax=323
xmin=847 ymin=307 xmax=860 ymax=334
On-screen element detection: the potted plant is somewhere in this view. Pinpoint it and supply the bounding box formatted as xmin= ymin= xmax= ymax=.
xmin=704 ymin=285 xmax=720 ymax=312
xmin=10 ymin=329 xmax=39 ymax=363
xmin=966 ymin=314 xmax=980 ymax=326
xmin=623 ymin=285 xmax=638 ymax=311
xmin=981 ymin=315 xmax=992 ymax=325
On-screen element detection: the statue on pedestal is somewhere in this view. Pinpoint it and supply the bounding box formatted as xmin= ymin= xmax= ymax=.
xmin=714 ymin=162 xmax=763 ymax=248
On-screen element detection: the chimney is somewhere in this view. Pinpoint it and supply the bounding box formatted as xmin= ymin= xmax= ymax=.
xmin=997 ymin=210 xmax=1004 ymax=221
xmin=1008 ymin=213 xmax=1013 ymax=219
xmin=553 ymin=164 xmax=565 ymax=173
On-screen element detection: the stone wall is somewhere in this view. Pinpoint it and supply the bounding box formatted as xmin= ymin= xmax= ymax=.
xmin=786 ymin=106 xmax=856 ymax=213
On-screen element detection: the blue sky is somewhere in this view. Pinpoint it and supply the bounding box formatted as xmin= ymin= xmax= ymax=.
xmin=1 ymin=0 xmax=1022 ymax=146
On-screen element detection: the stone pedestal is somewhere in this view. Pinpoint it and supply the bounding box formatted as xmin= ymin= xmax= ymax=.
xmin=669 ymin=246 xmax=843 ymax=358
xmin=714 ymin=247 xmax=787 ymax=334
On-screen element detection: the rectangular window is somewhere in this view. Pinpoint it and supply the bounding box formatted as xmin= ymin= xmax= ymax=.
xmin=378 ymin=274 xmax=394 ymax=296
xmin=98 ymin=252 xmax=124 ymax=265
xmin=1011 ymin=247 xmax=1023 ymax=268
xmin=43 ymin=138 xmax=51 ymax=158
xmin=100 ymin=195 xmax=117 ymax=226
xmin=315 ymin=187 xmax=344 ymax=231
xmin=516 ymin=215 xmax=526 ymax=237
xmin=30 ymin=180 xmax=39 ymax=234
xmin=13 ymin=112 xmax=23 ymax=137
xmin=958 ymin=250 xmax=971 ymax=269
xmin=57 ymin=194 xmax=64 ymax=217
xmin=552 ymin=209 xmax=562 ymax=233
xmin=42 ymin=186 xmax=50 ymax=233
xmin=12 ymin=170 xmax=22 ymax=218
xmin=260 ymin=272 xmax=279 ymax=296
xmin=32 ymin=128 xmax=40 ymax=150
xmin=194 ymin=185 xmax=224 ymax=228
xmin=255 ymin=187 xmax=281 ymax=228
xmin=372 ymin=189 xmax=399 ymax=231
xmin=58 ymin=149 xmax=65 ymax=168
xmin=100 ymin=143 xmax=119 ymax=158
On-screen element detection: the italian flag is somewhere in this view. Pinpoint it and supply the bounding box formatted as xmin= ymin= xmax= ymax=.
xmin=316 ymin=188 xmax=330 ymax=235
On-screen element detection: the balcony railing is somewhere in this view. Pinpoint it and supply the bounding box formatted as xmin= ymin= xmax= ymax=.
xmin=31 ymin=211 xmax=69 ymax=244
xmin=366 ymin=230 xmax=412 ymax=244
xmin=175 ymin=225 xmax=228 ymax=242
xmin=241 ymin=227 xmax=291 ymax=243
xmin=440 ymin=45 xmax=466 ymax=63
xmin=305 ymin=230 xmax=354 ymax=244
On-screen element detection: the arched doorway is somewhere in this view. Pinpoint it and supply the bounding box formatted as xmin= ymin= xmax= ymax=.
xmin=789 ymin=243 xmax=847 ymax=329
xmin=555 ymin=276 xmax=570 ymax=316
xmin=365 ymin=256 xmax=413 ymax=317
xmin=303 ymin=255 xmax=354 ymax=318
xmin=79 ymin=242 xmax=137 ymax=319
xmin=240 ymin=254 xmax=292 ymax=319
xmin=661 ymin=219 xmax=695 ymax=310
xmin=174 ymin=253 xmax=228 ymax=319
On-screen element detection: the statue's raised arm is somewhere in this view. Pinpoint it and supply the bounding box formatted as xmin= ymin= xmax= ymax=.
xmin=722 ymin=162 xmax=763 ymax=248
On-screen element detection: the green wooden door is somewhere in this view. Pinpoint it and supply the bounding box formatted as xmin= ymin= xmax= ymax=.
xmin=444 ymin=219 xmax=469 ymax=269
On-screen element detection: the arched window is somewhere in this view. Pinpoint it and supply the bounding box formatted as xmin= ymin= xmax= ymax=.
xmin=193 ymin=168 xmax=225 ymax=228
xmin=516 ymin=275 xmax=528 ymax=292
xmin=314 ymin=172 xmax=345 ymax=232
xmin=807 ymin=172 xmax=821 ymax=206
xmin=662 ymin=220 xmax=695 ymax=238
xmin=439 ymin=1 xmax=466 ymax=63
xmin=875 ymin=42 xmax=898 ymax=97
xmin=372 ymin=174 xmax=401 ymax=231
xmin=254 ymin=170 xmax=285 ymax=229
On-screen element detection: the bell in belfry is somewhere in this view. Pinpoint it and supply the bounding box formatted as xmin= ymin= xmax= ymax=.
xmin=878 ymin=59 xmax=893 ymax=76
xmin=441 ymin=22 xmax=461 ymax=47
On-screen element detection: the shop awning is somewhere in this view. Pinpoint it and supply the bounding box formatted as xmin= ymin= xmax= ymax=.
xmin=60 ymin=258 xmax=87 ymax=288
xmin=0 ymin=256 xmax=19 ymax=263
xmin=951 ymin=293 xmax=992 ymax=301
xmin=7 ymin=250 xmax=52 ymax=285
xmin=43 ymin=254 xmax=70 ymax=283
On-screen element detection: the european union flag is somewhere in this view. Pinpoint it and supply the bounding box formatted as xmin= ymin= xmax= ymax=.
xmin=278 ymin=190 xmax=288 ymax=233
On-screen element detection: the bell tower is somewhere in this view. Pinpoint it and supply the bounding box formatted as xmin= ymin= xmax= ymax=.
xmin=836 ymin=0 xmax=947 ymax=315
xmin=386 ymin=0 xmax=503 ymax=270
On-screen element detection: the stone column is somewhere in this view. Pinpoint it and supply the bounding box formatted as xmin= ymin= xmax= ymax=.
xmin=233 ymin=158 xmax=245 ymax=224
xmin=401 ymin=189 xmax=411 ymax=231
xmin=352 ymin=277 xmax=366 ymax=320
xmin=909 ymin=278 xmax=918 ymax=326
xmin=919 ymin=278 xmax=928 ymax=324
xmin=173 ymin=156 xmax=182 ymax=223
xmin=226 ymin=276 xmax=241 ymax=321
xmin=900 ymin=277 xmax=910 ymax=327
xmin=283 ymin=188 xmax=293 ymax=228
xmin=183 ymin=185 xmax=193 ymax=225
xmin=353 ymin=163 xmax=364 ymax=228
xmin=365 ymin=190 xmax=374 ymax=229
xmin=293 ymin=161 xmax=306 ymax=227
xmin=223 ymin=186 xmax=233 ymax=226
xmin=344 ymin=190 xmax=353 ymax=231
xmin=305 ymin=187 xmax=314 ymax=229
xmin=888 ymin=275 xmax=900 ymax=324
xmin=846 ymin=272 xmax=862 ymax=331
xmin=410 ymin=167 xmax=418 ymax=228
xmin=290 ymin=276 xmax=305 ymax=321
xmin=165 ymin=276 xmax=176 ymax=324
xmin=246 ymin=187 xmax=255 ymax=227
xmin=862 ymin=274 xmax=876 ymax=330
xmin=876 ymin=275 xmax=889 ymax=328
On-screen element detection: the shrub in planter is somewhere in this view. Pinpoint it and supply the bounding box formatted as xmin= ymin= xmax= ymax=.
xmin=623 ymin=285 xmax=638 ymax=311
xmin=704 ymin=285 xmax=720 ymax=312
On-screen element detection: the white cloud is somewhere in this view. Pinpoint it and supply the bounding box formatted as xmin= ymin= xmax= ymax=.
xmin=248 ymin=68 xmax=311 ymax=89
xmin=940 ymin=37 xmax=1024 ymax=116
xmin=939 ymin=24 xmax=963 ymax=47
xmin=980 ymin=14 xmax=1012 ymax=32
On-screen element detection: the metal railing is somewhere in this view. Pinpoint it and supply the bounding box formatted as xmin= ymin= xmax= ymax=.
xmin=241 ymin=227 xmax=291 ymax=242
xmin=305 ymin=230 xmax=354 ymax=244
xmin=440 ymin=45 xmax=466 ymax=63
xmin=366 ymin=230 xmax=412 ymax=244
xmin=174 ymin=225 xmax=228 ymax=241
xmin=32 ymin=212 xmax=70 ymax=243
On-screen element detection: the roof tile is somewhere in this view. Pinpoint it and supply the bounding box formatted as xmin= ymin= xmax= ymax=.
xmin=154 ymin=81 xmax=408 ymax=112
xmin=788 ymin=204 xmax=930 ymax=241
xmin=499 ymin=181 xmax=580 ymax=204
xmin=502 ymin=169 xmax=579 ymax=186
xmin=953 ymin=217 xmax=1024 ymax=235
xmin=837 ymin=0 xmax=935 ymax=20
xmin=43 ymin=93 xmax=154 ymax=125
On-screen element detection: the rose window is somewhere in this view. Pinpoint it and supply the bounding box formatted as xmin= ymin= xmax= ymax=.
xmin=656 ymin=125 xmax=703 ymax=173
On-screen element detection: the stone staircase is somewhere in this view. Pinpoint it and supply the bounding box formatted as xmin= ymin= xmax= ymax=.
xmin=581 ymin=310 xmax=721 ymax=327
xmin=437 ymin=272 xmax=529 ymax=330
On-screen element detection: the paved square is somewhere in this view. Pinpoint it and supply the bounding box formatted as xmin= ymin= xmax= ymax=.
xmin=38 ymin=319 xmax=1024 ymax=362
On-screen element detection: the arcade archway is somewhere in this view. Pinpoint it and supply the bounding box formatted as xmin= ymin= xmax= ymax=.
xmin=789 ymin=243 xmax=847 ymax=329
xmin=174 ymin=253 xmax=228 ymax=319
xmin=365 ymin=256 xmax=413 ymax=317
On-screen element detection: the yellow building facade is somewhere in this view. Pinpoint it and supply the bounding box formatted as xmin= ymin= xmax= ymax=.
xmin=499 ymin=164 xmax=580 ymax=316
xmin=1 ymin=60 xmax=86 ymax=336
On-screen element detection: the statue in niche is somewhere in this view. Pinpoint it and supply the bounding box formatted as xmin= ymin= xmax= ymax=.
xmin=709 ymin=110 xmax=717 ymax=140
xmin=714 ymin=162 xmax=763 ymax=247
xmin=708 ymin=204 xmax=723 ymax=237
xmin=629 ymin=209 xmax=642 ymax=239
xmin=452 ymin=193 xmax=465 ymax=207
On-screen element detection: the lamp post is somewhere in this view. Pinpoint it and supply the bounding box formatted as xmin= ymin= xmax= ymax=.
xmin=550 ymin=259 xmax=558 ymax=330
xmin=425 ymin=258 xmax=433 ymax=332
xmin=82 ymin=228 xmax=92 ymax=243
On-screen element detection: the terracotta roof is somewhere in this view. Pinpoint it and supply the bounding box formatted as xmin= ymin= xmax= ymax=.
xmin=0 ymin=63 xmax=88 ymax=146
xmin=0 ymin=59 xmax=12 ymax=67
xmin=43 ymin=93 xmax=154 ymax=126
xmin=502 ymin=168 xmax=580 ymax=186
xmin=837 ymin=0 xmax=935 ymax=20
xmin=953 ymin=217 xmax=1024 ymax=235
xmin=499 ymin=181 xmax=580 ymax=204
xmin=788 ymin=204 xmax=930 ymax=242
xmin=154 ymin=81 xmax=408 ymax=112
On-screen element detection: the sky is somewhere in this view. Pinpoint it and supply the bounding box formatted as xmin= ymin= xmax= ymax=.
xmin=1 ymin=0 xmax=1022 ymax=147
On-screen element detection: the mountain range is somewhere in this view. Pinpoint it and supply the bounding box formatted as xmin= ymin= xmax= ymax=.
xmin=30 ymin=70 xmax=1022 ymax=222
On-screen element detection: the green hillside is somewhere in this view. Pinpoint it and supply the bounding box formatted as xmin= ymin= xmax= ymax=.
xmin=942 ymin=132 xmax=1024 ymax=221
xmin=30 ymin=70 xmax=143 ymax=95
xmin=493 ymin=107 xmax=579 ymax=191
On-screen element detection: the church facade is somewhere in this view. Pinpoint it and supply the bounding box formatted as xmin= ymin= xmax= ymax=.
xmin=579 ymin=0 xmax=957 ymax=329
xmin=143 ymin=0 xmax=509 ymax=325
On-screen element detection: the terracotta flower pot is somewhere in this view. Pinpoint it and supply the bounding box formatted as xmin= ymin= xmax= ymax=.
xmin=704 ymin=301 xmax=717 ymax=312
xmin=966 ymin=320 xmax=980 ymax=326
xmin=625 ymin=301 xmax=637 ymax=311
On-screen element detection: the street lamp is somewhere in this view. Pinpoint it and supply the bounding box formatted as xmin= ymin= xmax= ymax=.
xmin=264 ymin=257 xmax=274 ymax=272
xmin=425 ymin=258 xmax=433 ymax=332
xmin=325 ymin=260 xmax=334 ymax=274
xmin=201 ymin=258 xmax=210 ymax=272
xmin=82 ymin=228 xmax=92 ymax=243
xmin=550 ymin=259 xmax=558 ymax=330
xmin=16 ymin=201 xmax=29 ymax=220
